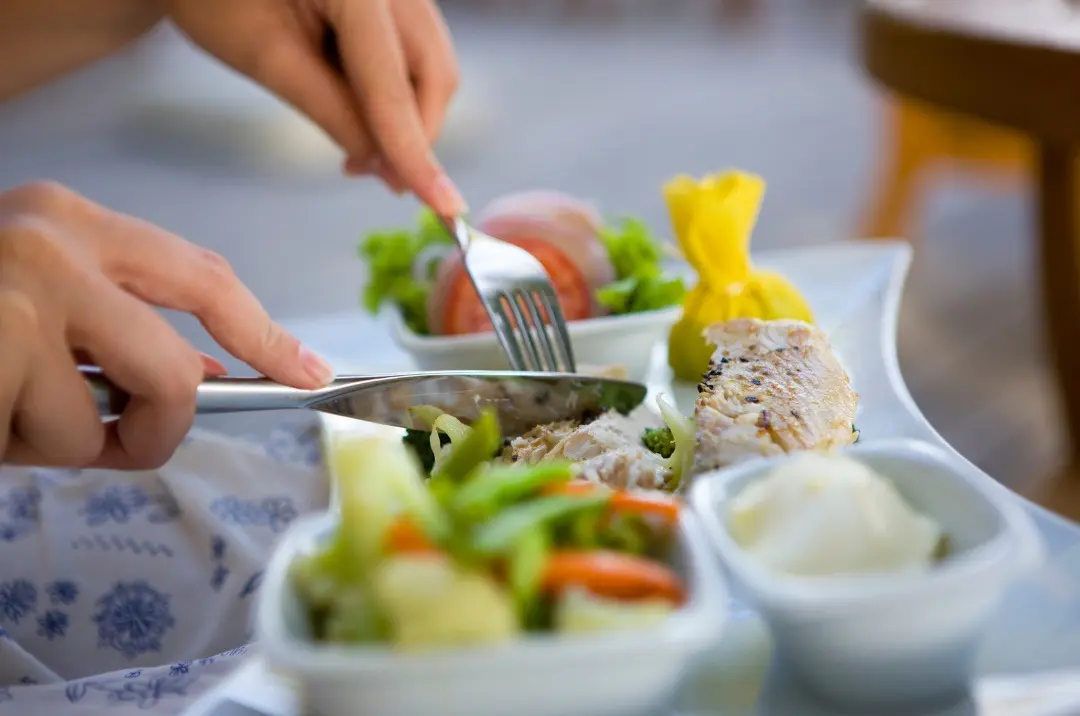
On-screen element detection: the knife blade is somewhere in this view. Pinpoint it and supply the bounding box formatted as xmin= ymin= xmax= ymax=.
xmin=82 ymin=367 xmax=648 ymax=437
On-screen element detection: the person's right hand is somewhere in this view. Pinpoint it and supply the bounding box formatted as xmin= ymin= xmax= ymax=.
xmin=0 ymin=181 xmax=334 ymax=469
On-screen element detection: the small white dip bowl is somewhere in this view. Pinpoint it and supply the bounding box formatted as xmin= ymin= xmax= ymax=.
xmin=688 ymin=439 xmax=1045 ymax=712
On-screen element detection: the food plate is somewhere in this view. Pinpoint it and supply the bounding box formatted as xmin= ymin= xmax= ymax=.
xmin=182 ymin=240 xmax=1080 ymax=716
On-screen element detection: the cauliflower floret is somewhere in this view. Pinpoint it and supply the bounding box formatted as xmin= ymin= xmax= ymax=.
xmin=372 ymin=556 xmax=520 ymax=650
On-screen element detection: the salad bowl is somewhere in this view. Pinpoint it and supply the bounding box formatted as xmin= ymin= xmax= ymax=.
xmin=255 ymin=510 xmax=728 ymax=716
xmin=389 ymin=303 xmax=682 ymax=380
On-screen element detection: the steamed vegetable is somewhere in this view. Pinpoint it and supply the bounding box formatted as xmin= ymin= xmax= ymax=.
xmin=663 ymin=170 xmax=814 ymax=382
xmin=373 ymin=556 xmax=519 ymax=650
xmin=555 ymin=588 xmax=676 ymax=634
xmin=359 ymin=194 xmax=685 ymax=338
xmin=291 ymin=408 xmax=687 ymax=650
xmin=642 ymin=427 xmax=676 ymax=458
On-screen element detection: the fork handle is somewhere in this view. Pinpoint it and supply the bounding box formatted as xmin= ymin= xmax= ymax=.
xmin=81 ymin=366 xmax=314 ymax=420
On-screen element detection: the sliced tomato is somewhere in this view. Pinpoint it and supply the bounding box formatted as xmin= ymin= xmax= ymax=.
xmin=436 ymin=238 xmax=594 ymax=336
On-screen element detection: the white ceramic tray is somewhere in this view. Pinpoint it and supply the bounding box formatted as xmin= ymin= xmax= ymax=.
xmin=184 ymin=241 xmax=1080 ymax=716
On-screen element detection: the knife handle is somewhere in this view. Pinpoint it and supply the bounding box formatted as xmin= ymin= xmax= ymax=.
xmin=80 ymin=366 xmax=316 ymax=419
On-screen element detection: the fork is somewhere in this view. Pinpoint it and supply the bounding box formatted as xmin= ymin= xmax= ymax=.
xmin=441 ymin=215 xmax=576 ymax=373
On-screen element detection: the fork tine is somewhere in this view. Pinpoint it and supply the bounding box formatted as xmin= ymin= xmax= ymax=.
xmin=489 ymin=300 xmax=528 ymax=371
xmin=537 ymin=287 xmax=576 ymax=373
xmin=517 ymin=289 xmax=559 ymax=372
xmin=504 ymin=293 xmax=543 ymax=371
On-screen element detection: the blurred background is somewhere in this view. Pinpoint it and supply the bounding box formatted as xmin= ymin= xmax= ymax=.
xmin=0 ymin=1 xmax=1056 ymax=492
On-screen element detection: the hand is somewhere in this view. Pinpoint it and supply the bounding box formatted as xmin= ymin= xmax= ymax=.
xmin=0 ymin=182 xmax=334 ymax=469
xmin=165 ymin=0 xmax=466 ymax=216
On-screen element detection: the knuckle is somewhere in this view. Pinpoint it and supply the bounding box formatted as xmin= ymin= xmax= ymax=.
xmin=0 ymin=288 xmax=39 ymax=339
xmin=0 ymin=221 xmax=74 ymax=279
xmin=4 ymin=181 xmax=80 ymax=217
xmin=154 ymin=351 xmax=204 ymax=409
xmin=195 ymin=248 xmax=238 ymax=291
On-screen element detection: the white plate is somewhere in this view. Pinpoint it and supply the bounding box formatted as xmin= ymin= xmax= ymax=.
xmin=184 ymin=240 xmax=1080 ymax=716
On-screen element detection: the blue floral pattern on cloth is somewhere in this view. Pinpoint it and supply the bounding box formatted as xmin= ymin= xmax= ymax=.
xmin=58 ymin=647 xmax=250 ymax=710
xmin=0 ymin=487 xmax=41 ymax=543
xmin=93 ymin=582 xmax=176 ymax=660
xmin=210 ymin=496 xmax=298 ymax=533
xmin=260 ymin=424 xmax=323 ymax=467
xmin=79 ymin=486 xmax=181 ymax=527
xmin=46 ymin=581 xmax=78 ymax=607
xmin=0 ymin=581 xmax=37 ymax=625
xmin=0 ymin=418 xmax=330 ymax=714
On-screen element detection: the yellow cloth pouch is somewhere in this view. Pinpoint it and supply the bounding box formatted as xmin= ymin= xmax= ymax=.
xmin=664 ymin=170 xmax=814 ymax=383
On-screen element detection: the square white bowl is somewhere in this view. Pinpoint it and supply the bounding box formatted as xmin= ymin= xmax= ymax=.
xmin=254 ymin=509 xmax=728 ymax=716
xmin=688 ymin=439 xmax=1045 ymax=712
xmin=388 ymin=305 xmax=681 ymax=381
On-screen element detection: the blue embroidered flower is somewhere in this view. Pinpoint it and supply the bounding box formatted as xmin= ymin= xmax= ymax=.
xmin=210 ymin=496 xmax=298 ymax=533
xmin=264 ymin=425 xmax=323 ymax=466
xmin=211 ymin=535 xmax=226 ymax=561
xmin=0 ymin=580 xmax=37 ymax=624
xmin=239 ymin=571 xmax=263 ymax=599
xmin=80 ymin=486 xmax=180 ymax=526
xmin=36 ymin=610 xmax=68 ymax=640
xmin=80 ymin=486 xmax=149 ymax=526
xmin=124 ymin=671 xmax=142 ymax=679
xmin=47 ymin=580 xmax=78 ymax=606
xmin=66 ymin=670 xmax=197 ymax=708
xmin=197 ymin=657 xmax=215 ymax=666
xmin=169 ymin=661 xmax=191 ymax=677
xmin=210 ymin=564 xmax=229 ymax=592
xmin=0 ymin=486 xmax=41 ymax=542
xmin=93 ymin=581 xmax=176 ymax=659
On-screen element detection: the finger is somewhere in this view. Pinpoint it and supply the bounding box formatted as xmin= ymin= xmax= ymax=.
xmin=67 ymin=279 xmax=204 ymax=470
xmin=334 ymin=0 xmax=466 ymax=216
xmin=393 ymin=0 xmax=460 ymax=143
xmin=0 ymin=289 xmax=34 ymax=463
xmin=7 ymin=333 xmax=105 ymax=467
xmin=200 ymin=353 xmax=228 ymax=376
xmin=89 ymin=210 xmax=333 ymax=390
xmin=249 ymin=27 xmax=377 ymax=161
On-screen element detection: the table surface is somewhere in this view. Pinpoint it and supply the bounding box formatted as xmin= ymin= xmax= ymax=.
xmin=866 ymin=0 xmax=1080 ymax=49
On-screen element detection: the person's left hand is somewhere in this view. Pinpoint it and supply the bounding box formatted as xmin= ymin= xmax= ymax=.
xmin=164 ymin=0 xmax=466 ymax=216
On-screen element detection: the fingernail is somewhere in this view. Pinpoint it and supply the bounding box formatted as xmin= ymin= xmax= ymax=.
xmin=299 ymin=346 xmax=334 ymax=387
xmin=432 ymin=174 xmax=467 ymax=215
xmin=199 ymin=353 xmax=228 ymax=376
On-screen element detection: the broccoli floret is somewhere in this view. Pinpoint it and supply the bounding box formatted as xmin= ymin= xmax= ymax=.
xmin=402 ymin=429 xmax=450 ymax=474
xmin=641 ymin=427 xmax=676 ymax=459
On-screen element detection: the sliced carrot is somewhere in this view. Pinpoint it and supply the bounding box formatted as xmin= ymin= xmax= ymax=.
xmin=541 ymin=550 xmax=686 ymax=604
xmin=384 ymin=517 xmax=438 ymax=554
xmin=544 ymin=481 xmax=681 ymax=524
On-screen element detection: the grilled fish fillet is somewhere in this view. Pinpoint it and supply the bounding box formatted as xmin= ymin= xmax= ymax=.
xmin=502 ymin=412 xmax=671 ymax=490
xmin=692 ymin=318 xmax=858 ymax=474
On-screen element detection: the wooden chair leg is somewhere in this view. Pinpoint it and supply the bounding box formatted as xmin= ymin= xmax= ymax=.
xmin=860 ymin=98 xmax=931 ymax=240
xmin=1037 ymin=144 xmax=1080 ymax=468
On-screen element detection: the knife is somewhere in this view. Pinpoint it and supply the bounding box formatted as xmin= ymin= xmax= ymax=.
xmin=80 ymin=366 xmax=648 ymax=436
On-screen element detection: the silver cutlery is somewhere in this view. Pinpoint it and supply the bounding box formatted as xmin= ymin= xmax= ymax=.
xmin=440 ymin=215 xmax=576 ymax=373
xmin=81 ymin=366 xmax=646 ymax=437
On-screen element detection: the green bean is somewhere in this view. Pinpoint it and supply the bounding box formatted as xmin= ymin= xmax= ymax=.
xmin=471 ymin=494 xmax=609 ymax=557
xmin=451 ymin=461 xmax=576 ymax=520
